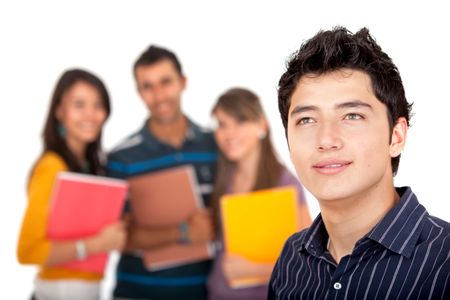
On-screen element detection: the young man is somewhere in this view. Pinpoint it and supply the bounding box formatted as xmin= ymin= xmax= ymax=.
xmin=107 ymin=45 xmax=217 ymax=300
xmin=268 ymin=27 xmax=450 ymax=299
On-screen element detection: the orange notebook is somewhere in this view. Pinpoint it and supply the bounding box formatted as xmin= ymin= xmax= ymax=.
xmin=128 ymin=165 xmax=213 ymax=270
xmin=220 ymin=186 xmax=300 ymax=288
xmin=47 ymin=171 xmax=128 ymax=274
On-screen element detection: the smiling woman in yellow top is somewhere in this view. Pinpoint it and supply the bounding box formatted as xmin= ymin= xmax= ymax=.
xmin=17 ymin=69 xmax=126 ymax=300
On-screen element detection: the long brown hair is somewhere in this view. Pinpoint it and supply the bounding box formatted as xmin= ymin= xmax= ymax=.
xmin=210 ymin=88 xmax=282 ymax=229
xmin=40 ymin=68 xmax=111 ymax=175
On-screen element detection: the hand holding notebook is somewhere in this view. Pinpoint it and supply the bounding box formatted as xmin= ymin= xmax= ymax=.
xmin=128 ymin=165 xmax=214 ymax=270
xmin=185 ymin=209 xmax=214 ymax=243
xmin=222 ymin=253 xmax=273 ymax=287
xmin=220 ymin=186 xmax=300 ymax=288
xmin=47 ymin=171 xmax=128 ymax=274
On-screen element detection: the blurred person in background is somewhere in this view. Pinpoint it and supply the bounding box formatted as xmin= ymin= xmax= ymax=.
xmin=106 ymin=45 xmax=218 ymax=300
xmin=17 ymin=68 xmax=127 ymax=300
xmin=207 ymin=87 xmax=311 ymax=300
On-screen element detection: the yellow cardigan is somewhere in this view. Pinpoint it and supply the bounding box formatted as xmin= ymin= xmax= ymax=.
xmin=17 ymin=151 xmax=102 ymax=281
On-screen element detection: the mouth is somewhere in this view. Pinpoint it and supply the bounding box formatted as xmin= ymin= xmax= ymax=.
xmin=312 ymin=160 xmax=352 ymax=175
xmin=154 ymin=102 xmax=172 ymax=113
xmin=79 ymin=123 xmax=101 ymax=131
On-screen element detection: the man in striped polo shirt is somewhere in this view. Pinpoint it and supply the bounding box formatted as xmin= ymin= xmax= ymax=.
xmin=268 ymin=27 xmax=450 ymax=299
xmin=107 ymin=45 xmax=217 ymax=299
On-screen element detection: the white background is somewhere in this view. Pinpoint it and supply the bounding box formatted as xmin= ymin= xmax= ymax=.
xmin=1 ymin=1 xmax=449 ymax=299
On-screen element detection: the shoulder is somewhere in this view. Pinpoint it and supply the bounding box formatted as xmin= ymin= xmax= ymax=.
xmin=189 ymin=121 xmax=216 ymax=147
xmin=279 ymin=228 xmax=308 ymax=258
xmin=424 ymin=214 xmax=450 ymax=237
xmin=108 ymin=130 xmax=145 ymax=161
xmin=184 ymin=120 xmax=218 ymax=155
xmin=271 ymin=228 xmax=308 ymax=283
xmin=277 ymin=166 xmax=307 ymax=203
xmin=278 ymin=167 xmax=300 ymax=186
xmin=420 ymin=214 xmax=450 ymax=287
xmin=34 ymin=151 xmax=67 ymax=174
xmin=414 ymin=212 xmax=450 ymax=267
xmin=29 ymin=151 xmax=68 ymax=187
xmin=106 ymin=129 xmax=147 ymax=179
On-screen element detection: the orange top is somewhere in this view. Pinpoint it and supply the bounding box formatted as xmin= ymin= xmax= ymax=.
xmin=17 ymin=152 xmax=101 ymax=281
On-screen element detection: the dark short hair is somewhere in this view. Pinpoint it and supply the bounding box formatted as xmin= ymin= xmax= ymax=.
xmin=133 ymin=45 xmax=183 ymax=76
xmin=278 ymin=26 xmax=413 ymax=175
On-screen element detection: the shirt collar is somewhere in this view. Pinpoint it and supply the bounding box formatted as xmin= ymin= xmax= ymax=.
xmin=367 ymin=187 xmax=427 ymax=258
xmin=298 ymin=187 xmax=427 ymax=259
xmin=139 ymin=117 xmax=200 ymax=146
xmin=298 ymin=214 xmax=329 ymax=257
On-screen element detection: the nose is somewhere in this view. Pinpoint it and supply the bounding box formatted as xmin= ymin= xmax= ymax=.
xmin=85 ymin=103 xmax=105 ymax=121
xmin=217 ymin=123 xmax=237 ymax=140
xmin=222 ymin=126 xmax=236 ymax=139
xmin=153 ymin=85 xmax=166 ymax=103
xmin=317 ymin=122 xmax=343 ymax=152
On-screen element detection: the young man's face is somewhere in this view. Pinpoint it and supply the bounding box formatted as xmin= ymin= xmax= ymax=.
xmin=287 ymin=69 xmax=406 ymax=202
xmin=135 ymin=59 xmax=186 ymax=124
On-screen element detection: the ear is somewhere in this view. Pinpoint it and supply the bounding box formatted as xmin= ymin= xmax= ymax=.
xmin=258 ymin=118 xmax=268 ymax=132
xmin=180 ymin=75 xmax=187 ymax=91
xmin=257 ymin=118 xmax=269 ymax=139
xmin=389 ymin=117 xmax=408 ymax=158
xmin=136 ymin=82 xmax=144 ymax=98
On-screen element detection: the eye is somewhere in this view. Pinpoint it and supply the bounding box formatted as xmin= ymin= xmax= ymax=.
xmin=296 ymin=117 xmax=315 ymax=126
xmin=140 ymin=82 xmax=152 ymax=91
xmin=161 ymin=78 xmax=172 ymax=86
xmin=217 ymin=121 xmax=226 ymax=129
xmin=344 ymin=113 xmax=363 ymax=120
xmin=73 ymin=99 xmax=85 ymax=108
xmin=94 ymin=100 xmax=105 ymax=110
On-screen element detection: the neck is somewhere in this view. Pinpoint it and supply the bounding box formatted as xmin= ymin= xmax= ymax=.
xmin=148 ymin=115 xmax=187 ymax=148
xmin=321 ymin=177 xmax=399 ymax=263
xmin=66 ymin=138 xmax=87 ymax=167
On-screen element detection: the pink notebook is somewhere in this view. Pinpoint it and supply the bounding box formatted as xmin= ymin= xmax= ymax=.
xmin=47 ymin=172 xmax=128 ymax=274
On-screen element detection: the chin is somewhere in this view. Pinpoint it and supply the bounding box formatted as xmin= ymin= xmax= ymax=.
xmin=82 ymin=135 xmax=100 ymax=143
xmin=224 ymin=154 xmax=241 ymax=162
xmin=308 ymin=183 xmax=354 ymax=202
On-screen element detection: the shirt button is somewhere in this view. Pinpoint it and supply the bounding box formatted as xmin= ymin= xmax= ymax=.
xmin=333 ymin=282 xmax=342 ymax=290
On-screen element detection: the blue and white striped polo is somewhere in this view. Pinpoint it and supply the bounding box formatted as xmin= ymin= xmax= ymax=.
xmin=107 ymin=118 xmax=218 ymax=300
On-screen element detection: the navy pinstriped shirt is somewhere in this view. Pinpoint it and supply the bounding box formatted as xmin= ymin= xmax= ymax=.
xmin=268 ymin=187 xmax=450 ymax=300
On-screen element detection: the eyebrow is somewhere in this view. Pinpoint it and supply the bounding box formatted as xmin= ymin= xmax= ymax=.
xmin=336 ymin=100 xmax=373 ymax=110
xmin=290 ymin=105 xmax=318 ymax=117
xmin=290 ymin=100 xmax=373 ymax=117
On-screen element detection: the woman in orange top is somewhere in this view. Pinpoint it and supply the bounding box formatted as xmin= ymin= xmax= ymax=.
xmin=17 ymin=69 xmax=126 ymax=300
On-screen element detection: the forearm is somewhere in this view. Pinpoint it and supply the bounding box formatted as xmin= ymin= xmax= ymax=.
xmin=223 ymin=254 xmax=275 ymax=282
xmin=126 ymin=225 xmax=181 ymax=251
xmin=246 ymin=262 xmax=274 ymax=279
xmin=44 ymin=236 xmax=103 ymax=267
xmin=125 ymin=209 xmax=214 ymax=251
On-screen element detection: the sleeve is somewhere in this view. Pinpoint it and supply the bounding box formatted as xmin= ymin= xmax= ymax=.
xmin=106 ymin=151 xmax=130 ymax=213
xmin=17 ymin=153 xmax=67 ymax=265
xmin=106 ymin=150 xmax=129 ymax=180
